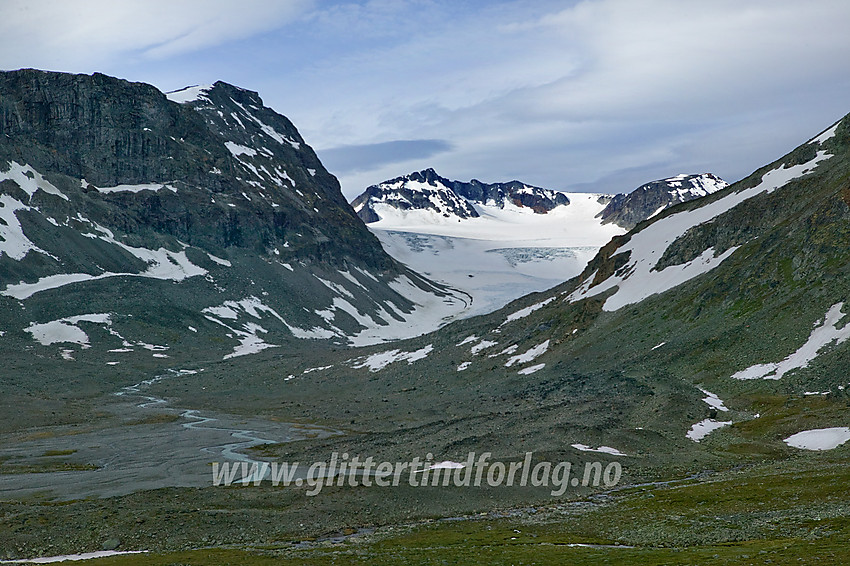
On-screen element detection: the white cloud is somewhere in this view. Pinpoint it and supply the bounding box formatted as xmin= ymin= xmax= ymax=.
xmin=3 ymin=0 xmax=849 ymax=200
xmin=0 ymin=0 xmax=314 ymax=72
xmin=293 ymin=0 xmax=850 ymax=197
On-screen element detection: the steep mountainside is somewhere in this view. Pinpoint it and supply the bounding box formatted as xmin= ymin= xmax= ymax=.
xmin=0 ymin=70 xmax=467 ymax=376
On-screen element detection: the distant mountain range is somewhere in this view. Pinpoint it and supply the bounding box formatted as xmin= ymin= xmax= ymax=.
xmin=352 ymin=168 xmax=727 ymax=230
xmin=351 ymin=169 xmax=727 ymax=315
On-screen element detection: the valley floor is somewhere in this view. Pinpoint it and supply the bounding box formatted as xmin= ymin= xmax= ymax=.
xmin=2 ymin=453 xmax=850 ymax=564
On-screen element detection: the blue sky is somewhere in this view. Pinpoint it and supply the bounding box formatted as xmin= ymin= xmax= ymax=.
xmin=2 ymin=0 xmax=850 ymax=199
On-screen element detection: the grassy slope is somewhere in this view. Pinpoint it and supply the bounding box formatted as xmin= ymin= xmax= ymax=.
xmin=28 ymin=449 xmax=850 ymax=565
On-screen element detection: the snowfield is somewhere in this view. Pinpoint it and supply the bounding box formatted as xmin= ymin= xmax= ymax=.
xmin=370 ymin=195 xmax=623 ymax=317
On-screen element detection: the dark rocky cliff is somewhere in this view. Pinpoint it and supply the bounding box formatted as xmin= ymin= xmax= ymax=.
xmin=0 ymin=70 xmax=464 ymax=365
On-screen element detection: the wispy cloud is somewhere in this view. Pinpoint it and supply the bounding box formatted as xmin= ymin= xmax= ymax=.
xmin=0 ymin=0 xmax=314 ymax=71
xmin=318 ymin=139 xmax=453 ymax=174
xmin=3 ymin=0 xmax=850 ymax=200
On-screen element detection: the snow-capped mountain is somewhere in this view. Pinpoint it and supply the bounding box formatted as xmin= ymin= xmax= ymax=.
xmin=352 ymin=168 xmax=570 ymax=223
xmin=0 ymin=70 xmax=469 ymax=368
xmin=597 ymin=173 xmax=729 ymax=229
xmin=352 ymin=169 xmax=727 ymax=315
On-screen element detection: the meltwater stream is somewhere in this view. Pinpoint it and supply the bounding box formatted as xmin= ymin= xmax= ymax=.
xmin=0 ymin=368 xmax=342 ymax=500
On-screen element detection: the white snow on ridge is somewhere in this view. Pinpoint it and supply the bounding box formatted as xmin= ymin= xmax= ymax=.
xmin=732 ymin=303 xmax=850 ymax=380
xmin=784 ymin=427 xmax=850 ymax=451
xmin=1 ymin=162 xmax=68 ymax=201
xmin=809 ymin=120 xmax=841 ymax=145
xmin=94 ymin=182 xmax=177 ymax=194
xmin=518 ymin=363 xmax=545 ymax=375
xmin=166 ymin=84 xmax=213 ymax=104
xmin=568 ymin=148 xmax=834 ymax=312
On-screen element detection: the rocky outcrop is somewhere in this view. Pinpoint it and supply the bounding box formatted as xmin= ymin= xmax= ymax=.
xmin=597 ymin=173 xmax=729 ymax=230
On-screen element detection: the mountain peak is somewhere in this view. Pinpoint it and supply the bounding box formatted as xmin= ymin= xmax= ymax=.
xmin=0 ymin=69 xmax=472 ymax=364
xmin=597 ymin=172 xmax=729 ymax=230
xmin=352 ymin=172 xmax=570 ymax=224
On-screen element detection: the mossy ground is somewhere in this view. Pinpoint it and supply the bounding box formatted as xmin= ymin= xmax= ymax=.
xmin=32 ymin=451 xmax=849 ymax=565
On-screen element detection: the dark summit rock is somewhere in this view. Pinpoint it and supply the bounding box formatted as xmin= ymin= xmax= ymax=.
xmin=352 ymin=168 xmax=569 ymax=223
xmin=0 ymin=70 xmax=387 ymax=267
xmin=597 ymin=173 xmax=729 ymax=230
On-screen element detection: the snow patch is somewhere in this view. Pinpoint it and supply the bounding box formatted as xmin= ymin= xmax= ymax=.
xmin=686 ymin=419 xmax=732 ymax=442
xmin=25 ymin=314 xmax=111 ymax=347
xmin=352 ymin=345 xmax=434 ymax=372
xmin=95 ymin=182 xmax=177 ymax=194
xmin=0 ymin=195 xmax=56 ymax=260
xmin=505 ymin=340 xmax=549 ymax=367
xmin=207 ymin=253 xmax=231 ymax=267
xmin=489 ymin=344 xmax=518 ymax=358
xmin=224 ymin=142 xmax=257 ymax=157
xmin=698 ymin=387 xmax=729 ymax=412
xmin=732 ymin=303 xmax=850 ymax=380
xmin=1 ymin=162 xmax=68 ymax=200
xmin=518 ymin=363 xmax=545 ymax=375
xmin=784 ymin=427 xmax=850 ymax=451
xmin=202 ymin=297 xmax=285 ymax=359
xmin=3 ymin=228 xmax=208 ymax=300
xmin=501 ymin=296 xmax=555 ymax=326
xmin=571 ymin=443 xmax=628 ymax=456
xmin=470 ymin=339 xmax=498 ymax=354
